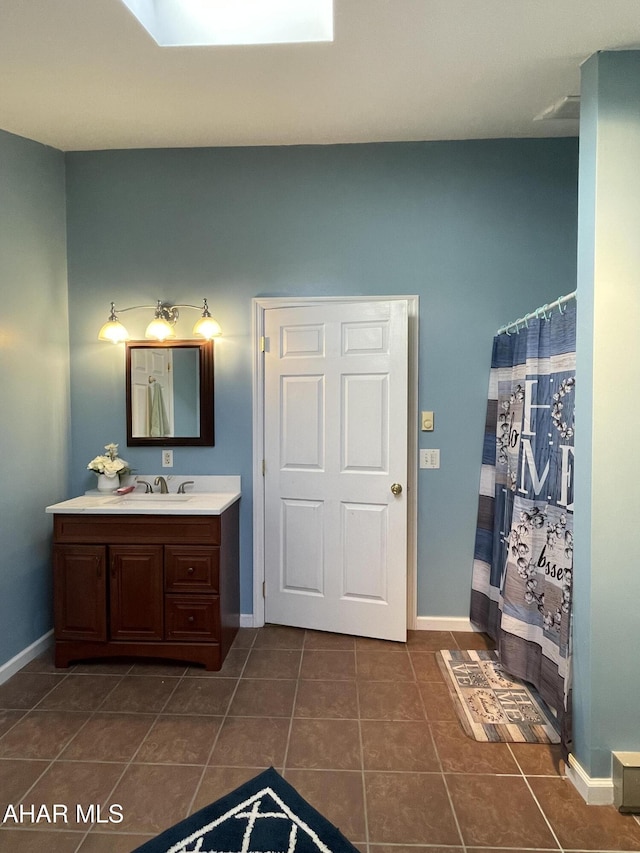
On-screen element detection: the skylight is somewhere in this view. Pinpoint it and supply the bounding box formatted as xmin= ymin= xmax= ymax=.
xmin=120 ymin=0 xmax=334 ymax=46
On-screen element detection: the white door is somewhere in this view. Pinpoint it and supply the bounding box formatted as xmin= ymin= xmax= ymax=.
xmin=263 ymin=299 xmax=408 ymax=641
xmin=130 ymin=349 xmax=174 ymax=438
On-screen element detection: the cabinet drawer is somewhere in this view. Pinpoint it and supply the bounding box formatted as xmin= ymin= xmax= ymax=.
xmin=165 ymin=546 xmax=219 ymax=592
xmin=165 ymin=595 xmax=220 ymax=641
xmin=53 ymin=514 xmax=221 ymax=545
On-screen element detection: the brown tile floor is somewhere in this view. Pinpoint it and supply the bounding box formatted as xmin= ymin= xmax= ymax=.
xmin=1 ymin=626 xmax=640 ymax=852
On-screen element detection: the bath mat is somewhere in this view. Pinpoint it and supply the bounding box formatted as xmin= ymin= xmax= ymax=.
xmin=437 ymin=649 xmax=560 ymax=744
xmin=131 ymin=767 xmax=359 ymax=853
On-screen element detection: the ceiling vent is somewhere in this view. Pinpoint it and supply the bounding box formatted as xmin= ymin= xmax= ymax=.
xmin=534 ymin=95 xmax=580 ymax=122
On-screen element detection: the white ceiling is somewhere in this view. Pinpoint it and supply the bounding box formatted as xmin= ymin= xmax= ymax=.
xmin=1 ymin=0 xmax=640 ymax=152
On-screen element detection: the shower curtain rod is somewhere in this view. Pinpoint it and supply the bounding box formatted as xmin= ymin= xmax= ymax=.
xmin=496 ymin=290 xmax=576 ymax=336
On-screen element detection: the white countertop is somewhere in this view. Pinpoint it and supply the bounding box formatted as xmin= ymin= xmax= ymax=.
xmin=46 ymin=492 xmax=240 ymax=516
xmin=46 ymin=475 xmax=241 ymax=516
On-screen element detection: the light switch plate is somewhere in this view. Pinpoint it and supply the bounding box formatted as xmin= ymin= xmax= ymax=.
xmin=421 ymin=411 xmax=434 ymax=431
xmin=420 ymin=449 xmax=440 ymax=469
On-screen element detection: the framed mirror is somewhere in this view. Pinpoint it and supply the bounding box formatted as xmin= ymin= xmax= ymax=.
xmin=125 ymin=340 xmax=214 ymax=446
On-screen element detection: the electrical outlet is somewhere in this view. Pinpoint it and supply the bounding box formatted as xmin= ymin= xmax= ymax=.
xmin=162 ymin=449 xmax=173 ymax=468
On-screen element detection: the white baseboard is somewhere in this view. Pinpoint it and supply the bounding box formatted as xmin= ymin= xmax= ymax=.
xmin=566 ymin=754 xmax=614 ymax=805
xmin=242 ymin=614 xmax=480 ymax=632
xmin=0 ymin=630 xmax=54 ymax=685
xmin=415 ymin=616 xmax=480 ymax=632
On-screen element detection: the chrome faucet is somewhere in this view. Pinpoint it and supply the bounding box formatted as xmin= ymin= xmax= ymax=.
xmin=154 ymin=476 xmax=169 ymax=494
xmin=177 ymin=481 xmax=195 ymax=494
xmin=137 ymin=480 xmax=154 ymax=493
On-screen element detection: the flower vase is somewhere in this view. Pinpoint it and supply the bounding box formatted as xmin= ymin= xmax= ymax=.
xmin=96 ymin=474 xmax=115 ymax=493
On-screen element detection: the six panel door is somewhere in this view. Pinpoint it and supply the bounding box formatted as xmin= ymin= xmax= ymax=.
xmin=263 ymin=299 xmax=409 ymax=641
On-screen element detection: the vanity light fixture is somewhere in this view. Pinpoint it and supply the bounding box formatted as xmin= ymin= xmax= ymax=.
xmin=145 ymin=300 xmax=177 ymax=341
xmin=192 ymin=299 xmax=222 ymax=340
xmin=98 ymin=298 xmax=222 ymax=343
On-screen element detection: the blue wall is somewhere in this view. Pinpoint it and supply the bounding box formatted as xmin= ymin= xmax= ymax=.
xmin=574 ymin=51 xmax=640 ymax=779
xmin=0 ymin=129 xmax=69 ymax=666
xmin=64 ymin=139 xmax=579 ymax=616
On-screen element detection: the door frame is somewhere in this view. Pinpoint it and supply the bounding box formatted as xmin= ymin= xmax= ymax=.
xmin=251 ymin=295 xmax=419 ymax=631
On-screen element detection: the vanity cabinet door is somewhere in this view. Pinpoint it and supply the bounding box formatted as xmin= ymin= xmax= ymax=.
xmin=109 ymin=545 xmax=164 ymax=641
xmin=53 ymin=545 xmax=107 ymax=641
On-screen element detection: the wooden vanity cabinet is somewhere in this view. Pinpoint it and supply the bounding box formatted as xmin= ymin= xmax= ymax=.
xmin=52 ymin=503 xmax=239 ymax=671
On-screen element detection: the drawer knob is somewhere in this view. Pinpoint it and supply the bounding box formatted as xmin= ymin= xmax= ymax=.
xmin=187 ymin=567 xmax=195 ymax=574
xmin=187 ymin=615 xmax=195 ymax=623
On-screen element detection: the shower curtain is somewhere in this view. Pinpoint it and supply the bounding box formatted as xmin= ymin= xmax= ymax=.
xmin=470 ymin=301 xmax=576 ymax=753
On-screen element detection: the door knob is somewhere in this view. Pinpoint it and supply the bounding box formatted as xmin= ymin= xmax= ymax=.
xmin=390 ymin=483 xmax=403 ymax=496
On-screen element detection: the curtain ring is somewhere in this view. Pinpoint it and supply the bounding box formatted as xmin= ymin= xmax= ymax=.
xmin=558 ymin=297 xmax=565 ymax=314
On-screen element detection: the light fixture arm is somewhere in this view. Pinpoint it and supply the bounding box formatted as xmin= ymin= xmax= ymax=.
xmin=109 ymin=301 xmax=178 ymax=320
xmin=172 ymin=299 xmax=209 ymax=314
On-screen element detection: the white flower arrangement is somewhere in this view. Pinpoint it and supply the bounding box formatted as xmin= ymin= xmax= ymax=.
xmin=87 ymin=443 xmax=131 ymax=479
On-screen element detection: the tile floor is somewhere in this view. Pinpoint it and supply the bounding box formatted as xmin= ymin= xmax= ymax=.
xmin=1 ymin=626 xmax=640 ymax=852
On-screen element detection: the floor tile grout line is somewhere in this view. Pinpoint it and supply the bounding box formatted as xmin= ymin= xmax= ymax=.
xmin=0 ymin=707 xmax=30 ymax=744
xmin=409 ymin=641 xmax=467 ymax=852
xmin=280 ymin=633 xmax=306 ymax=777
xmin=506 ymin=741 xmax=566 ymax=852
xmin=505 ymin=741 xmax=530 ymax=781
xmin=185 ymin=631 xmax=258 ymax=819
xmin=518 ymin=770 xmax=565 ymax=852
xmin=78 ymin=667 xmax=131 ymax=712
xmin=354 ymin=645 xmax=371 ymax=853
xmin=2 ymin=753 xmax=560 ymax=777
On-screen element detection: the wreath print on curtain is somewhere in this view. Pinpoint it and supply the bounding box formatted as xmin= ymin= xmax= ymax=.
xmin=470 ymin=300 xmax=576 ymax=755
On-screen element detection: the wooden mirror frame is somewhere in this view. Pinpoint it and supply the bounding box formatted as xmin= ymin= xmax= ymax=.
xmin=125 ymin=339 xmax=214 ymax=446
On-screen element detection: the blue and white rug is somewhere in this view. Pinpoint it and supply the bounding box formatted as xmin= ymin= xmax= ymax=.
xmin=132 ymin=767 xmax=359 ymax=853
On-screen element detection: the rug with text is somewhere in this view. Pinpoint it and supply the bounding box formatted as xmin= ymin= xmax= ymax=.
xmin=437 ymin=649 xmax=560 ymax=744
